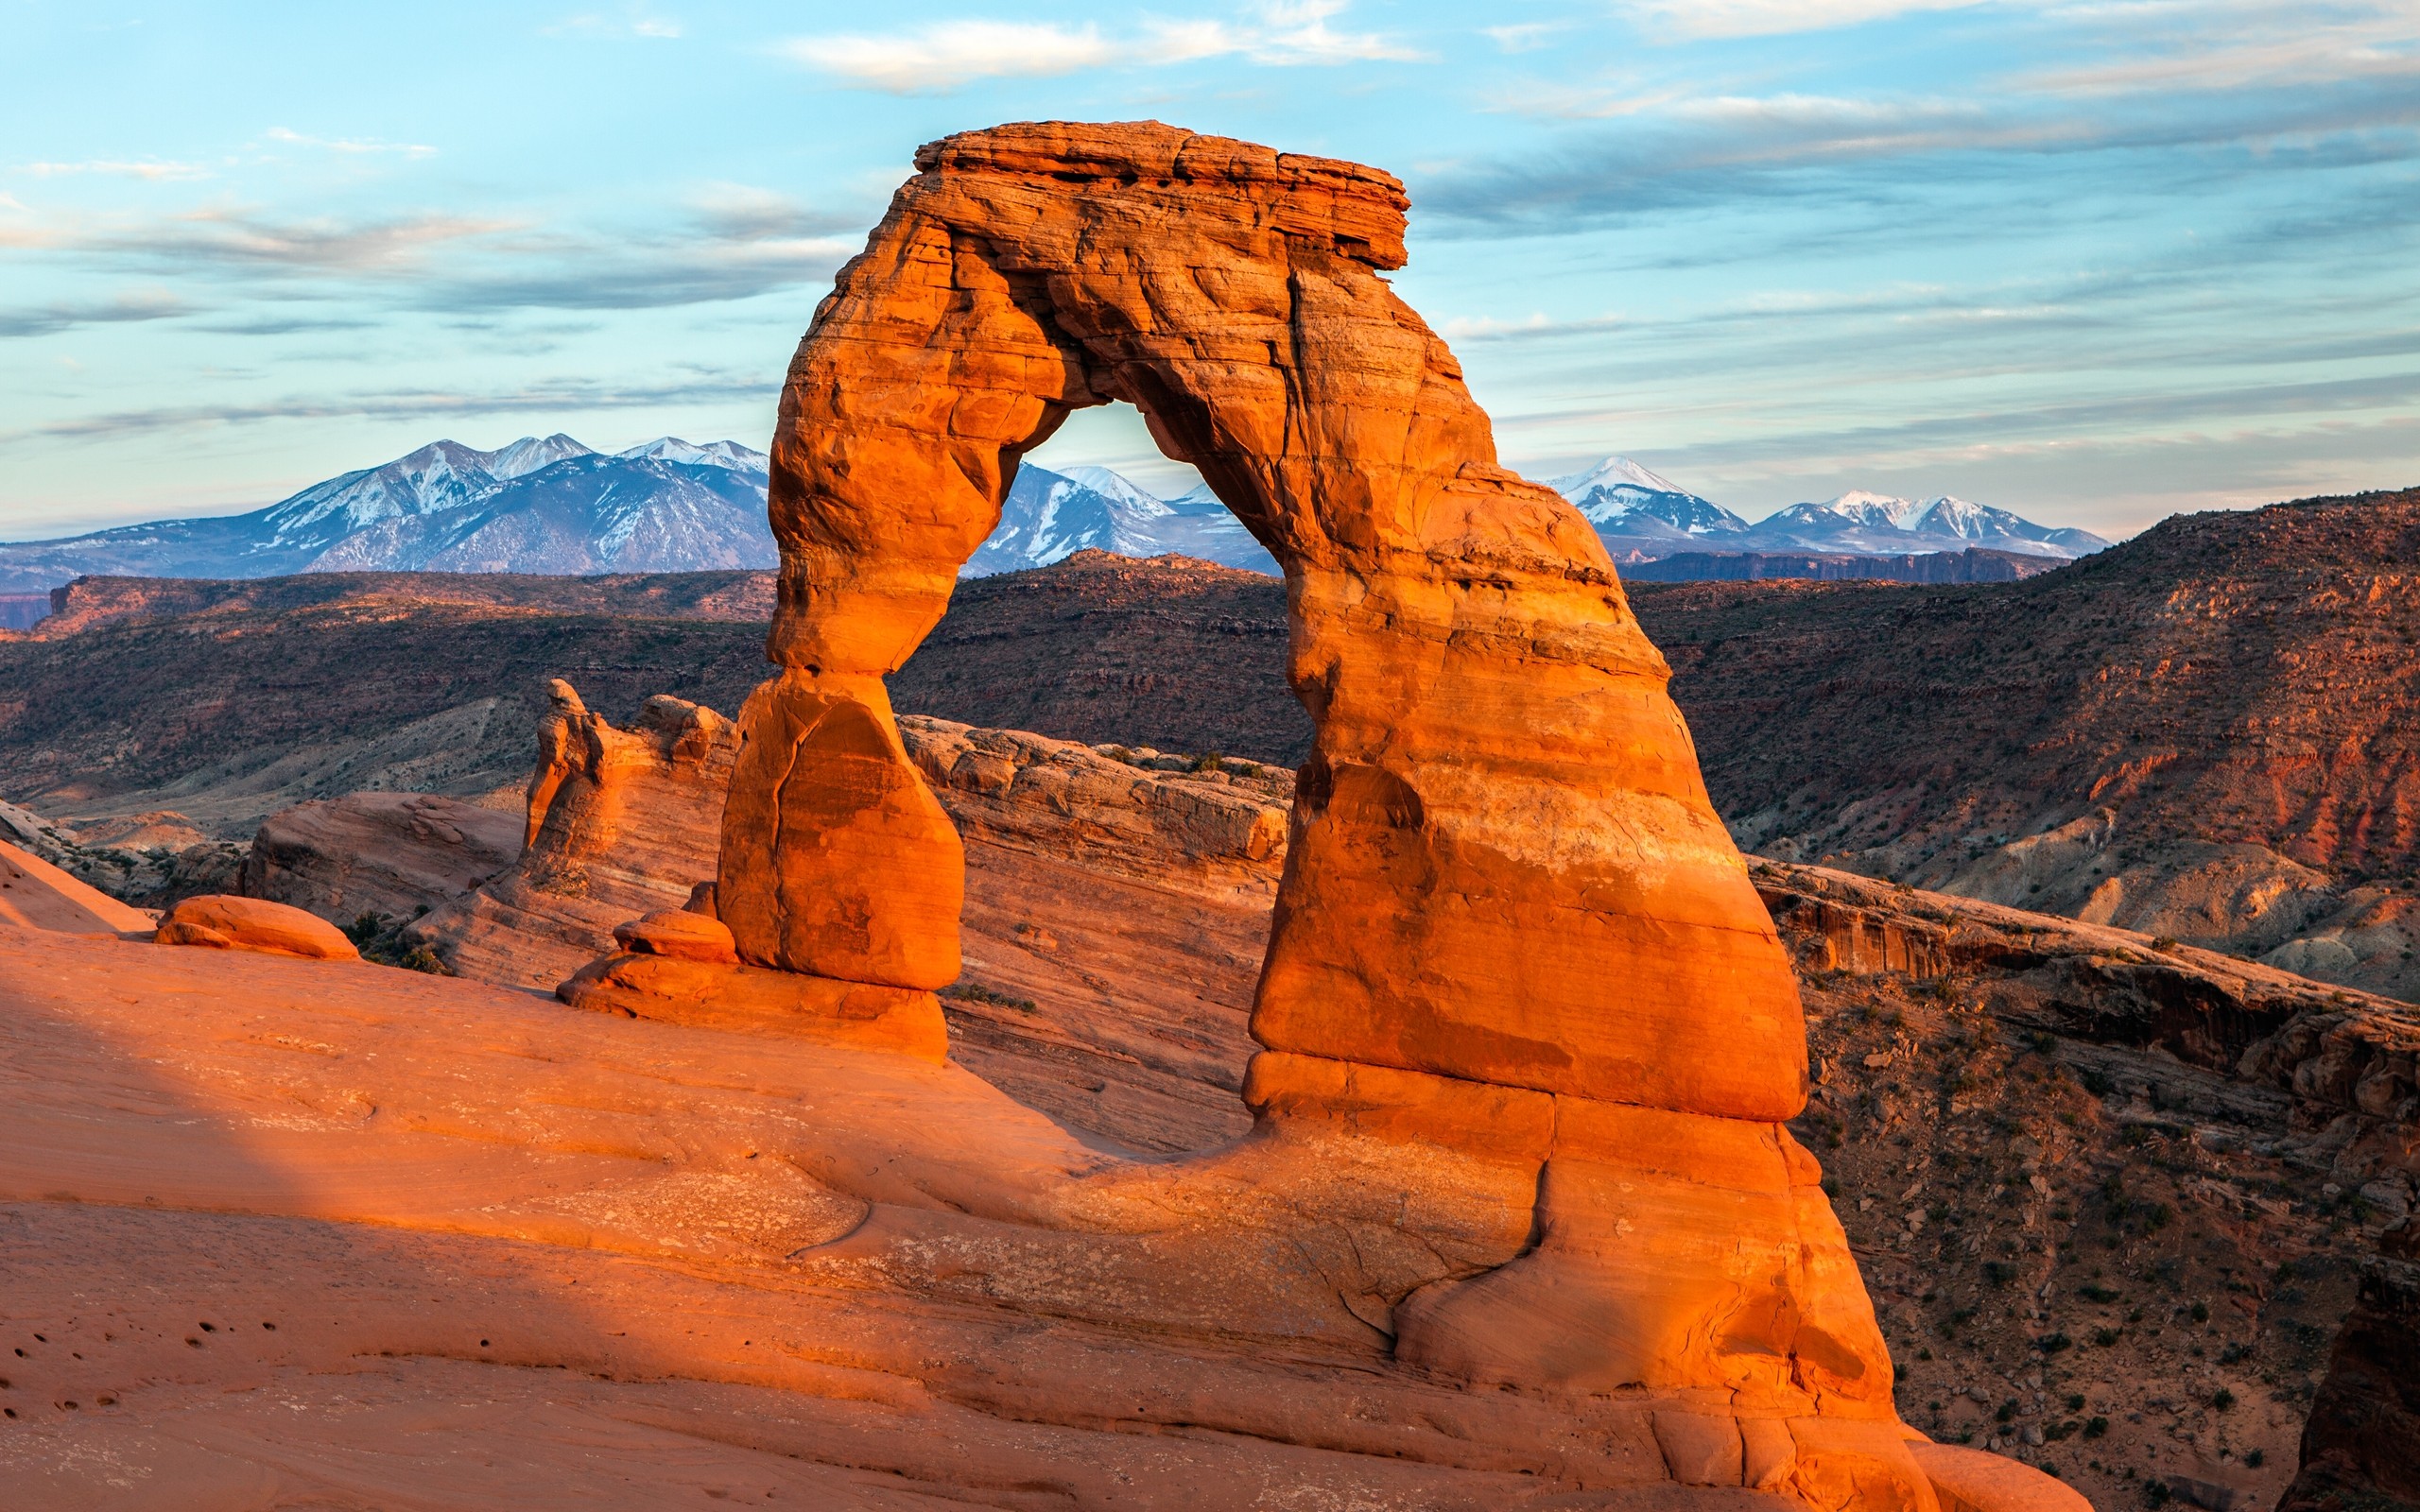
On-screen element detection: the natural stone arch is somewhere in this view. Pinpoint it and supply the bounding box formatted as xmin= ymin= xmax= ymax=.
xmin=719 ymin=120 xmax=1806 ymax=1124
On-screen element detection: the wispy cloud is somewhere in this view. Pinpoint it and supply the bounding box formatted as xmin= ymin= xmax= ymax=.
xmin=1423 ymin=69 xmax=2420 ymax=229
xmin=18 ymin=159 xmax=212 ymax=180
xmin=263 ymin=127 xmax=438 ymax=159
xmin=0 ymin=290 xmax=189 ymax=339
xmin=2021 ymin=2 xmax=2420 ymax=94
xmin=780 ymin=21 xmax=1120 ymax=92
xmin=778 ymin=2 xmax=1420 ymax=94
xmin=1482 ymin=23 xmax=1564 ymax=53
xmin=4 ymin=372 xmax=776 ymax=443
xmin=97 ymin=209 xmax=514 ymax=273
xmin=5 ymin=193 xmax=856 ymax=315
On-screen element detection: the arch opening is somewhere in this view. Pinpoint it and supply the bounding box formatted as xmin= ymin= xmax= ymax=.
xmin=957 ymin=401 xmax=1279 ymax=581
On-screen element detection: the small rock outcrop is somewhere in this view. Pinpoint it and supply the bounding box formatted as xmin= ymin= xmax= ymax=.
xmin=154 ymin=894 xmax=359 ymax=960
xmin=407 ymin=680 xmax=738 ymax=988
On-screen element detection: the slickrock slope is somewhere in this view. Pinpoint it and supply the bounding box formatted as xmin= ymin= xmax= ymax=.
xmin=1 ymin=924 xmax=1772 ymax=1509
xmin=0 ymin=836 xmax=157 ymax=934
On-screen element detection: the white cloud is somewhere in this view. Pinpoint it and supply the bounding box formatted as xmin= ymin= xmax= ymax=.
xmin=1483 ymin=23 xmax=1565 ymax=52
xmin=779 ymin=3 xmax=1420 ymax=94
xmin=781 ymin=21 xmax=1118 ymax=93
xmin=2021 ymin=2 xmax=2420 ymax=94
xmin=19 ymin=160 xmax=212 ymax=180
xmin=1615 ymin=0 xmax=2003 ymax=41
xmin=263 ymin=127 xmax=438 ymax=159
xmin=545 ymin=12 xmax=684 ymax=40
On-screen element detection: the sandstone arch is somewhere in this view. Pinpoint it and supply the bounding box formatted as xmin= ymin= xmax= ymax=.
xmin=716 ymin=122 xmax=1916 ymax=1473
xmin=722 ymin=120 xmax=1804 ymax=1120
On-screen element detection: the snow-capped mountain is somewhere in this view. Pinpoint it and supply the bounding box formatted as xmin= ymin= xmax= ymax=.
xmin=961 ymin=466 xmax=1278 ymax=577
xmin=1541 ymin=457 xmax=2111 ymax=561
xmin=0 ymin=437 xmax=775 ymax=591
xmin=1550 ymin=457 xmax=1750 ymax=541
xmin=1894 ymin=495 xmax=2111 ymax=557
xmin=614 ymin=438 xmax=764 ymax=472
xmin=1738 ymin=490 xmax=2110 ymax=558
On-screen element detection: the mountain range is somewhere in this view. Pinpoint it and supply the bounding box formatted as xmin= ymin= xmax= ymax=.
xmin=1553 ymin=457 xmax=2111 ymax=560
xmin=0 ymin=436 xmax=776 ymax=593
xmin=0 ymin=438 xmax=2105 ymax=593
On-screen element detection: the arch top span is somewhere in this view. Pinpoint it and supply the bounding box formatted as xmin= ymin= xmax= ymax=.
xmin=722 ymin=119 xmax=1808 ymax=1125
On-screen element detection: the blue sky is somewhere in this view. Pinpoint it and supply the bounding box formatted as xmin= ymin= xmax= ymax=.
xmin=3 ymin=0 xmax=2415 ymax=541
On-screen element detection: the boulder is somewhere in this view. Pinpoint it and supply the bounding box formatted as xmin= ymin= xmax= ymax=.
xmin=154 ymin=894 xmax=358 ymax=961
xmin=613 ymin=909 xmax=739 ymax=964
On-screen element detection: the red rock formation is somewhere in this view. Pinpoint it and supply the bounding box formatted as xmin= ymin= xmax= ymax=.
xmin=708 ymin=118 xmax=1934 ymax=1502
xmin=733 ymin=121 xmax=1799 ymax=1115
xmin=155 ymin=894 xmax=359 ymax=960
